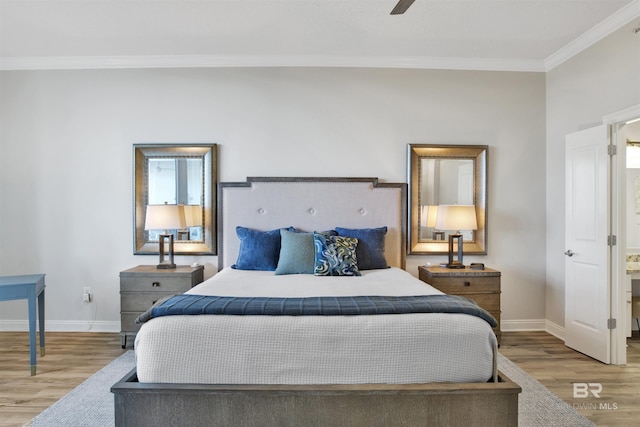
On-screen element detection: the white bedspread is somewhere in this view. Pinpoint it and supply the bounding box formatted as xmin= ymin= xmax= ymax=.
xmin=186 ymin=267 xmax=444 ymax=298
xmin=135 ymin=268 xmax=497 ymax=385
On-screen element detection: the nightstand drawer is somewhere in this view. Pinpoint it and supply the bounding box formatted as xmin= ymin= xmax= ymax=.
xmin=418 ymin=265 xmax=502 ymax=345
xmin=461 ymin=293 xmax=501 ymax=311
xmin=119 ymin=265 xmax=204 ymax=348
xmin=121 ymin=292 xmax=175 ymax=312
xmin=425 ymin=276 xmax=499 ymax=293
xmin=120 ymin=275 xmax=194 ymax=293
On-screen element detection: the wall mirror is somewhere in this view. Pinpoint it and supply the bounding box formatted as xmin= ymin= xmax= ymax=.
xmin=133 ymin=144 xmax=217 ymax=255
xmin=407 ymin=144 xmax=487 ymax=255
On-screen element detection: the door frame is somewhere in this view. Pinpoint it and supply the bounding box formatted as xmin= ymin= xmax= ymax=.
xmin=604 ymin=104 xmax=640 ymax=365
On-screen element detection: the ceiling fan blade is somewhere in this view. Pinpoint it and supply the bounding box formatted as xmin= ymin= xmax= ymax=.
xmin=390 ymin=0 xmax=416 ymax=15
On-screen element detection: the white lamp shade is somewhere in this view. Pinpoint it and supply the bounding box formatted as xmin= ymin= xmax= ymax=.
xmin=182 ymin=205 xmax=203 ymax=227
xmin=421 ymin=205 xmax=438 ymax=228
xmin=145 ymin=204 xmax=186 ymax=230
xmin=434 ymin=205 xmax=477 ymax=231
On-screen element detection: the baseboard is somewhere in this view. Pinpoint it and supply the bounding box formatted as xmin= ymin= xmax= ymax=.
xmin=501 ymin=319 xmax=546 ymax=331
xmin=544 ymin=319 xmax=565 ymax=341
xmin=499 ymin=318 xmax=565 ymax=341
xmin=0 ymin=319 xmax=120 ymax=333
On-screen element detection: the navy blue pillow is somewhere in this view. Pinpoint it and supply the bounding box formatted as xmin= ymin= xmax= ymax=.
xmin=232 ymin=226 xmax=295 ymax=271
xmin=335 ymin=226 xmax=388 ymax=270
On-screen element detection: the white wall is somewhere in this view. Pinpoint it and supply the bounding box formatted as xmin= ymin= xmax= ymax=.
xmin=0 ymin=67 xmax=546 ymax=331
xmin=545 ymin=21 xmax=640 ymax=332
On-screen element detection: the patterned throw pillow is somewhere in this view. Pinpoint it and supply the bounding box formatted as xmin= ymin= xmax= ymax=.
xmin=313 ymin=232 xmax=361 ymax=276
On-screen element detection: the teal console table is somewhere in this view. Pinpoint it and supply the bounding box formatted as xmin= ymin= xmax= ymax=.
xmin=0 ymin=274 xmax=46 ymax=375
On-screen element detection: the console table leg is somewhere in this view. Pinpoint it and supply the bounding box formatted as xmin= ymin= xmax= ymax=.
xmin=38 ymin=289 xmax=45 ymax=356
xmin=28 ymin=289 xmax=37 ymax=375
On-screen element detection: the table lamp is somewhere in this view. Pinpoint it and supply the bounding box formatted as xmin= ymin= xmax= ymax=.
xmin=422 ymin=205 xmax=444 ymax=240
xmin=177 ymin=205 xmax=202 ymax=241
xmin=435 ymin=205 xmax=478 ymax=269
xmin=145 ymin=203 xmax=186 ymax=269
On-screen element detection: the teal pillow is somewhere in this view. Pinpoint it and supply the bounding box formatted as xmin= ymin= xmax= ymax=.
xmin=335 ymin=227 xmax=388 ymax=270
xmin=313 ymin=232 xmax=361 ymax=276
xmin=232 ymin=226 xmax=295 ymax=271
xmin=275 ymin=229 xmax=316 ymax=275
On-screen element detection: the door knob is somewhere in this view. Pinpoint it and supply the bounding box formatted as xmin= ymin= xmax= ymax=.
xmin=564 ymin=250 xmax=575 ymax=257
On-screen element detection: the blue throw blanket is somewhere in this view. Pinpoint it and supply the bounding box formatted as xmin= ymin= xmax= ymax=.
xmin=136 ymin=294 xmax=497 ymax=327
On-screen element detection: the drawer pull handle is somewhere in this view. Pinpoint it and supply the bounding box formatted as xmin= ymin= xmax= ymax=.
xmin=464 ymin=281 xmax=471 ymax=287
xmin=152 ymin=282 xmax=160 ymax=287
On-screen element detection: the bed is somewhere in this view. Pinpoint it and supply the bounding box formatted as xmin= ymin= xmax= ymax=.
xmin=112 ymin=177 xmax=520 ymax=427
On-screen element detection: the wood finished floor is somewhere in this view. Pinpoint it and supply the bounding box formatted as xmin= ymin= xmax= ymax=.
xmin=0 ymin=331 xmax=638 ymax=427
xmin=0 ymin=332 xmax=125 ymax=427
xmin=499 ymin=331 xmax=640 ymax=427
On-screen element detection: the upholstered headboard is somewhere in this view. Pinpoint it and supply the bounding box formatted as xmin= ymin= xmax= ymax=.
xmin=217 ymin=177 xmax=407 ymax=270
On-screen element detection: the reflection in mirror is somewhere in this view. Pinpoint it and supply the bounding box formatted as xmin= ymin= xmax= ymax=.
xmin=408 ymin=144 xmax=487 ymax=255
xmin=147 ymin=158 xmax=204 ymax=242
xmin=134 ymin=144 xmax=217 ymax=255
xmin=419 ymin=158 xmax=475 ymax=242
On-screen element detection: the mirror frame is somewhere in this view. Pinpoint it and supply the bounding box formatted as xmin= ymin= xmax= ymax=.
xmin=133 ymin=143 xmax=217 ymax=255
xmin=407 ymin=144 xmax=487 ymax=255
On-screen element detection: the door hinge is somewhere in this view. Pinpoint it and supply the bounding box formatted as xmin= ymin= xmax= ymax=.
xmin=608 ymin=235 xmax=617 ymax=246
xmin=608 ymin=318 xmax=617 ymax=330
xmin=608 ymin=145 xmax=617 ymax=155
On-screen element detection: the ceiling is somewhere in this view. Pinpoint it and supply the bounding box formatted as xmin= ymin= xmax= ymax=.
xmin=1 ymin=0 xmax=639 ymax=72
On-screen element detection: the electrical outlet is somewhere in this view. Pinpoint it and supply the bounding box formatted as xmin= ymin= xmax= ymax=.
xmin=82 ymin=287 xmax=92 ymax=303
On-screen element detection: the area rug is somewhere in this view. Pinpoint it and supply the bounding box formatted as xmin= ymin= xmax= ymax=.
xmin=25 ymin=351 xmax=594 ymax=426
xmin=497 ymin=354 xmax=594 ymax=426
xmin=24 ymin=351 xmax=135 ymax=427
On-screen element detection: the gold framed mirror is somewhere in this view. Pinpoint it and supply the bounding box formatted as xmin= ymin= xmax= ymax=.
xmin=407 ymin=144 xmax=487 ymax=255
xmin=133 ymin=143 xmax=217 ymax=255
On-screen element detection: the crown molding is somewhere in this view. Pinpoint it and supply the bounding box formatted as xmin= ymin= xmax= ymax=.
xmin=0 ymin=54 xmax=545 ymax=73
xmin=544 ymin=0 xmax=640 ymax=71
xmin=2 ymin=1 xmax=637 ymax=74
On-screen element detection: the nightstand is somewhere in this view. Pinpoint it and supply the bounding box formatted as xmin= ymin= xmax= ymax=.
xmin=119 ymin=265 xmax=204 ymax=348
xmin=418 ymin=265 xmax=501 ymax=345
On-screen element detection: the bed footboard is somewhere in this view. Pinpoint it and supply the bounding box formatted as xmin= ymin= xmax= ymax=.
xmin=111 ymin=369 xmax=520 ymax=427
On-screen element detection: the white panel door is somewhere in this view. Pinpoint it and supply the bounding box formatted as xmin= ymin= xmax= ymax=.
xmin=565 ymin=124 xmax=610 ymax=364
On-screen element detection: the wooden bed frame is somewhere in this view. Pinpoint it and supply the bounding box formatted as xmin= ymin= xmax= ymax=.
xmin=112 ymin=177 xmax=520 ymax=426
xmin=113 ymin=369 xmax=519 ymax=426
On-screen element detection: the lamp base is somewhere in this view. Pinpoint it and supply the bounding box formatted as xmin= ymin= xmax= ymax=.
xmin=156 ymin=262 xmax=177 ymax=269
xmin=447 ymin=233 xmax=465 ymax=269
xmin=446 ymin=262 xmax=465 ymax=269
xmin=157 ymin=233 xmax=177 ymax=270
